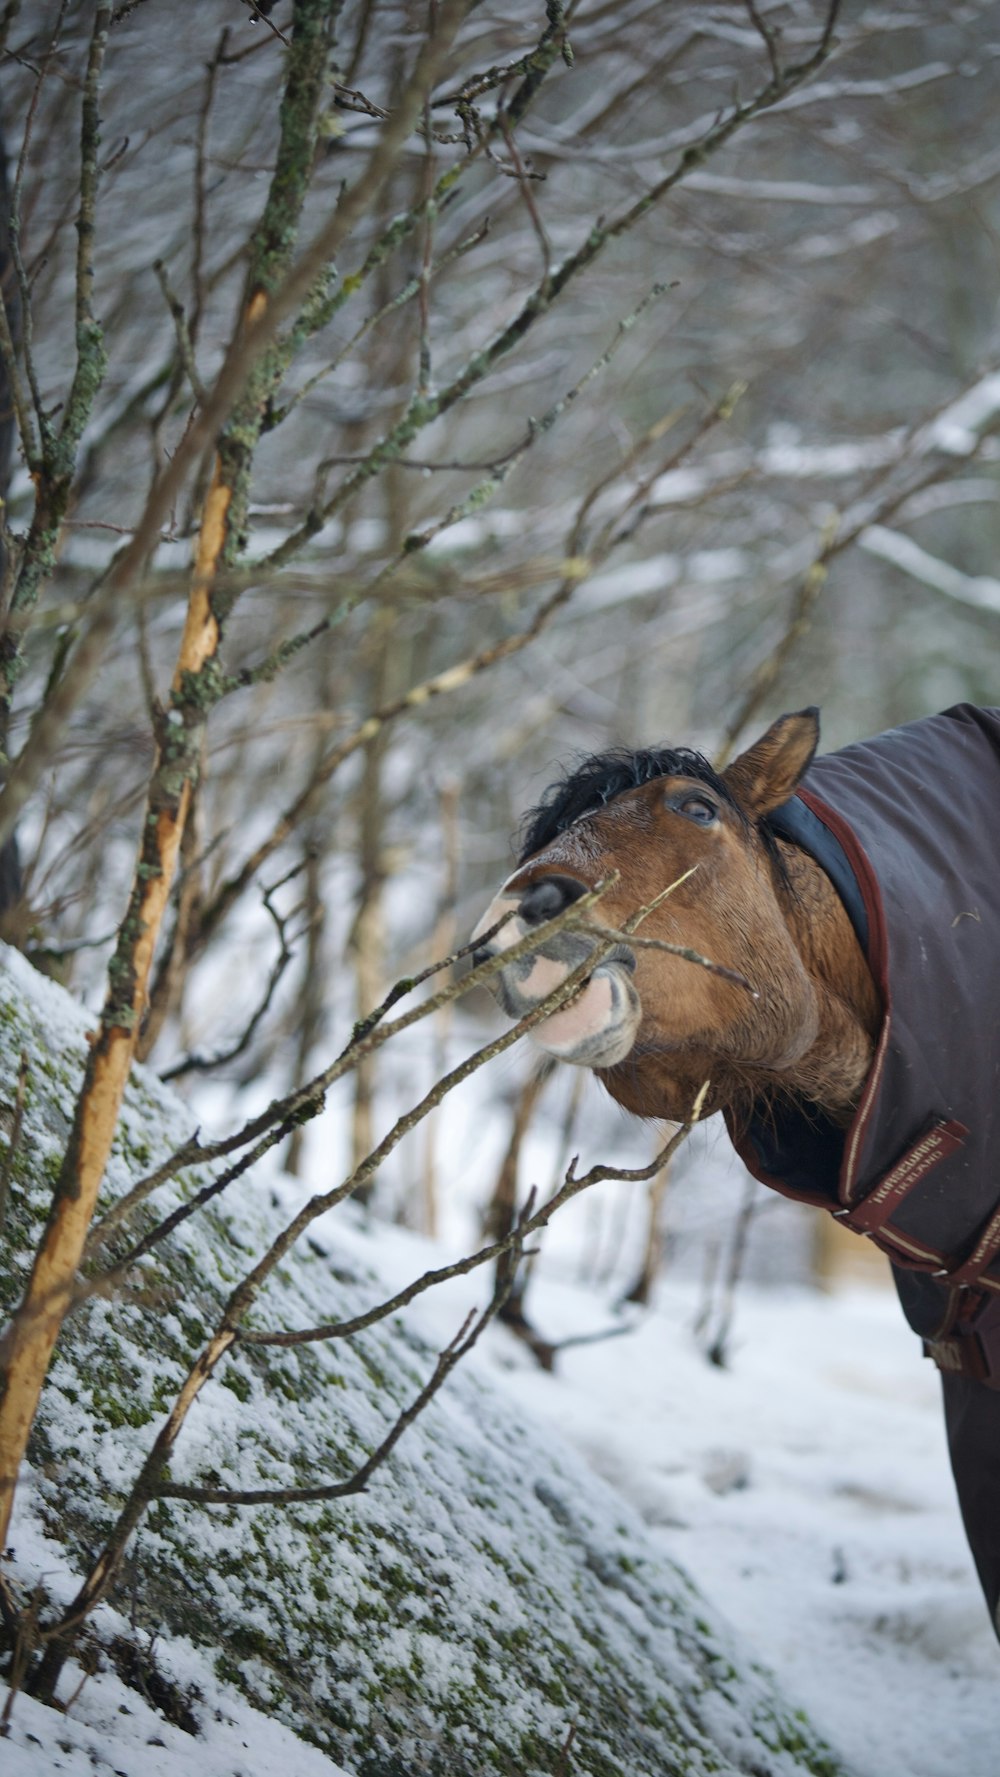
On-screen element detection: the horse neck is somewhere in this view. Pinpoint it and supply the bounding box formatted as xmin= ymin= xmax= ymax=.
xmin=771 ymin=834 xmax=881 ymax=1118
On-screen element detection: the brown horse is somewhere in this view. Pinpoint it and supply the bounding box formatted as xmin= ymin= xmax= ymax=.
xmin=474 ymin=703 xmax=1000 ymax=1638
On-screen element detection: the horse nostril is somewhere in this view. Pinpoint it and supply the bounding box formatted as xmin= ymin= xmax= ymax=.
xmin=518 ymin=875 xmax=588 ymax=927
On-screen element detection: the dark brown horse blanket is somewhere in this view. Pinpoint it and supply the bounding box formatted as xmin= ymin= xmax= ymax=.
xmin=726 ymin=703 xmax=1000 ymax=1632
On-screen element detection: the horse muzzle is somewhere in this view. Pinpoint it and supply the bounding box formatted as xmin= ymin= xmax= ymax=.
xmin=471 ymin=878 xmax=641 ymax=1068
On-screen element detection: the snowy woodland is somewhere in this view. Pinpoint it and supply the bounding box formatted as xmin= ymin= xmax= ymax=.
xmin=2 ymin=1 xmax=1000 ymax=1772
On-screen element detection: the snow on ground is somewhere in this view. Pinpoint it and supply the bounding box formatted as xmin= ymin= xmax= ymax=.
xmin=500 ymin=1277 xmax=1000 ymax=1777
xmin=4 ymin=1103 xmax=1000 ymax=1775
xmin=3 ymin=1662 xmax=353 ymax=1777
xmin=3 ymin=1504 xmax=352 ymax=1777
xmin=321 ymin=1203 xmax=1000 ymax=1777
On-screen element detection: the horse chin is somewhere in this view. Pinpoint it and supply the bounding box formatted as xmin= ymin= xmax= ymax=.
xmin=529 ymin=962 xmax=641 ymax=1069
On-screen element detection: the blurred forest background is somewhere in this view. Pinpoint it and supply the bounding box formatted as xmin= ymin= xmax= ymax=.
xmin=3 ymin=0 xmax=1000 ymax=1321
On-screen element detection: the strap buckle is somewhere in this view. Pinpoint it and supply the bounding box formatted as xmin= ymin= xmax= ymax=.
xmin=924 ymin=1326 xmax=1000 ymax=1387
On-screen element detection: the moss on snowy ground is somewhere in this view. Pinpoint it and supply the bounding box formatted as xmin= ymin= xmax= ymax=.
xmin=0 ymin=948 xmax=844 ymax=1777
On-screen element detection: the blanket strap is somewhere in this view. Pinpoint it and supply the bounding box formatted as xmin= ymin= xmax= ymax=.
xmin=923 ymin=1298 xmax=1000 ymax=1387
xmin=941 ymin=1204 xmax=1000 ymax=1290
xmin=834 ymin=1115 xmax=1000 ymax=1297
xmin=833 ymin=1117 xmax=985 ymax=1275
xmin=836 ymin=1118 xmax=968 ymax=1240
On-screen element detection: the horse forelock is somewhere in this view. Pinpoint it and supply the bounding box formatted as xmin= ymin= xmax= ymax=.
xmin=517 ymin=746 xmax=740 ymax=865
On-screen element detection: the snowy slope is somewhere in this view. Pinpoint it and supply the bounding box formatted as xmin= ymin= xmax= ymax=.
xmin=2 ymin=944 xmax=998 ymax=1775
xmin=0 ymin=946 xmax=843 ymax=1777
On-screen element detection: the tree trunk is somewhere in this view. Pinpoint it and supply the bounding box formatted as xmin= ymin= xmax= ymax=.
xmin=0 ymin=0 xmax=337 ymax=1548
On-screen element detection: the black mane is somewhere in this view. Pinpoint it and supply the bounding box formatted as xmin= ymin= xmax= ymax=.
xmin=518 ymin=747 xmax=739 ymax=864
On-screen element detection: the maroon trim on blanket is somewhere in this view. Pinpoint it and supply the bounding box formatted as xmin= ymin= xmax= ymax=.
xmin=797 ymin=787 xmax=888 ymax=1002
xmin=727 ymin=788 xmax=902 ymax=1222
xmin=747 ymin=789 xmax=981 ymax=1280
xmin=733 ymin=771 xmax=1000 ymax=1296
xmin=796 ymin=787 xmax=891 ymax=1208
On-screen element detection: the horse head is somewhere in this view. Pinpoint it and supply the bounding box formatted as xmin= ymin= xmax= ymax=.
xmin=473 ymin=709 xmax=877 ymax=1122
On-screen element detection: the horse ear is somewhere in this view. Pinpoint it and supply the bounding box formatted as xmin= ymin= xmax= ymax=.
xmin=721 ymin=708 xmax=820 ymax=817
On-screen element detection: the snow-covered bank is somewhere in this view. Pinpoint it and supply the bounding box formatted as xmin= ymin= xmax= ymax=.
xmin=0 ymin=947 xmax=841 ymax=1777
xmin=496 ymin=1277 xmax=1000 ymax=1777
xmin=3 ymin=942 xmax=998 ymax=1775
xmin=317 ymin=1189 xmax=1000 ymax=1777
xmin=2 ymin=1601 xmax=353 ymax=1777
xmin=10 ymin=1195 xmax=998 ymax=1777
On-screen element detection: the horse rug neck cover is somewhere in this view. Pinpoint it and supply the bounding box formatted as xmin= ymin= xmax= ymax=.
xmin=725 ymin=703 xmax=1000 ymax=1384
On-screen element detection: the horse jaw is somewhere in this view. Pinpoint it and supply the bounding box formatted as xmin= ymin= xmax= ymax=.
xmin=597 ymin=870 xmax=878 ymax=1125
xmin=596 ymin=944 xmax=824 ymax=1123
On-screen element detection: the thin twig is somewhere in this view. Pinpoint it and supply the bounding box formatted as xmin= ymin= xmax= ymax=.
xmin=0 ymin=0 xmax=474 ymax=852
xmin=545 ymin=1320 xmax=637 ymax=1355
xmin=81 ymin=889 xmax=604 ymax=1262
xmin=260 ymin=7 xmax=844 ymax=576
xmin=275 ymin=218 xmax=491 ymax=427
xmin=417 ymin=1 xmax=437 ymax=395
xmin=160 ymin=1274 xmax=515 ymax=1507
xmin=715 ymin=516 xmax=837 ymax=766
xmin=239 ymin=279 xmax=671 ymax=695
xmin=8 ymin=0 xmax=70 ymax=455
xmin=80 ymin=890 xmax=623 ymax=1293
xmin=0 ymin=1048 xmax=28 ymax=1237
xmin=159 ymin=857 xmax=311 ymax=1081
xmin=586 ymin=924 xmax=757 ymax=995
xmin=499 ymin=110 xmax=550 ymax=286
xmin=239 ymin=0 xmax=290 ymax=48
xmin=153 ymin=259 xmax=206 ymax=405
xmin=554 ymin=1719 xmax=578 ymax=1777
xmin=746 ymin=0 xmax=782 ymax=83
xmin=190 ymin=31 xmax=227 ymax=343
xmin=702 ymin=1176 xmax=761 ymax=1369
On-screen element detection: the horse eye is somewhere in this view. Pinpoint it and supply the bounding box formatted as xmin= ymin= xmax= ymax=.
xmin=677 ymin=793 xmax=717 ymax=825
